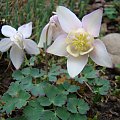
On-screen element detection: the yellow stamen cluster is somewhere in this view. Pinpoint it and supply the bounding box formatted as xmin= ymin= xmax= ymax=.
xmin=66 ymin=29 xmax=94 ymax=56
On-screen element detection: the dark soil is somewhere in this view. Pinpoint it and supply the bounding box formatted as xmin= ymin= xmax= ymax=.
xmin=0 ymin=56 xmax=12 ymax=95
xmin=97 ymin=97 xmax=120 ymax=120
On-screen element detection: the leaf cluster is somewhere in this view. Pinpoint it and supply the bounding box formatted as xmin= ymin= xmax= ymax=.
xmin=1 ymin=65 xmax=111 ymax=120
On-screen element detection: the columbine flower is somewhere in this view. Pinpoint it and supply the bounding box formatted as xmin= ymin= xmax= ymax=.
xmin=38 ymin=15 xmax=64 ymax=48
xmin=0 ymin=22 xmax=40 ymax=69
xmin=45 ymin=6 xmax=113 ymax=78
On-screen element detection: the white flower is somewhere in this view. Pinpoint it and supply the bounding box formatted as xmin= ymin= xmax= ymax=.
xmin=0 ymin=22 xmax=40 ymax=69
xmin=38 ymin=15 xmax=64 ymax=48
xmin=43 ymin=6 xmax=113 ymax=78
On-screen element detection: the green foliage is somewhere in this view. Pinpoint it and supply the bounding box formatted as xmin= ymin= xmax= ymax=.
xmin=23 ymin=92 xmax=88 ymax=120
xmin=63 ymin=82 xmax=80 ymax=93
xmin=67 ymin=98 xmax=89 ymax=114
xmin=1 ymin=62 xmax=111 ymax=120
xmin=77 ymin=99 xmax=90 ymax=114
xmin=75 ymin=65 xmax=110 ymax=96
xmin=75 ymin=65 xmax=98 ymax=84
xmin=113 ymin=64 xmax=120 ymax=96
xmin=56 ymin=107 xmax=70 ymax=120
xmin=78 ymin=0 xmax=90 ymax=19
xmin=2 ymin=82 xmax=30 ymax=114
xmin=116 ymin=64 xmax=120 ymax=68
xmin=93 ymin=78 xmax=111 ymax=95
xmin=12 ymin=67 xmax=46 ymax=97
xmin=43 ymin=84 xmax=67 ymax=107
xmin=12 ymin=67 xmax=41 ymax=80
xmin=104 ymin=6 xmax=118 ymax=19
xmin=40 ymin=110 xmax=57 ymax=120
xmin=38 ymin=96 xmax=51 ymax=106
xmin=69 ymin=114 xmax=87 ymax=120
xmin=23 ymin=100 xmax=44 ymax=120
xmin=48 ymin=64 xmax=66 ymax=82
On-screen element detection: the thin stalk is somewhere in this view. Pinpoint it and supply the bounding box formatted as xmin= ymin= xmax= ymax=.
xmin=44 ymin=25 xmax=50 ymax=76
xmin=84 ymin=81 xmax=93 ymax=92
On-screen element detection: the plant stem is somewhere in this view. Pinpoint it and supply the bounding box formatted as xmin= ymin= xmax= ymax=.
xmin=44 ymin=25 xmax=50 ymax=76
xmin=84 ymin=81 xmax=93 ymax=92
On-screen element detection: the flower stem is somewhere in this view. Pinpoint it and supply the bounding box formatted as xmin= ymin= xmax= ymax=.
xmin=44 ymin=25 xmax=50 ymax=76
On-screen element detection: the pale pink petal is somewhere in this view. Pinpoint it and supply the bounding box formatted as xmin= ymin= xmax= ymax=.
xmin=82 ymin=8 xmax=103 ymax=37
xmin=0 ymin=38 xmax=13 ymax=52
xmin=18 ymin=22 xmax=32 ymax=38
xmin=90 ymin=39 xmax=113 ymax=68
xmin=50 ymin=15 xmax=65 ymax=40
xmin=1 ymin=25 xmax=16 ymax=37
xmin=56 ymin=6 xmax=82 ymax=33
xmin=67 ymin=55 xmax=88 ymax=78
xmin=38 ymin=24 xmax=53 ymax=48
xmin=50 ymin=15 xmax=58 ymax=23
xmin=10 ymin=45 xmax=24 ymax=69
xmin=24 ymin=39 xmax=40 ymax=55
xmin=47 ymin=34 xmax=68 ymax=56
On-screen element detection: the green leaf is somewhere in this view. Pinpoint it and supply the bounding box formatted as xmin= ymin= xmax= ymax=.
xmin=38 ymin=96 xmax=51 ymax=106
xmin=63 ymin=82 xmax=70 ymax=90
xmin=2 ymin=94 xmax=16 ymax=114
xmin=7 ymin=82 xmax=21 ymax=96
xmin=52 ymin=94 xmax=67 ymax=107
xmin=15 ymin=90 xmax=30 ymax=109
xmin=99 ymin=86 xmax=110 ymax=95
xmin=116 ymin=64 xmax=120 ymax=68
xmin=62 ymin=82 xmax=80 ymax=93
xmin=12 ymin=70 xmax=24 ymax=80
xmin=49 ymin=64 xmax=62 ymax=76
xmin=48 ymin=75 xmax=57 ymax=82
xmin=75 ymin=77 xmax=87 ymax=84
xmin=94 ymin=78 xmax=110 ymax=95
xmin=30 ymin=83 xmax=45 ymax=96
xmin=82 ymin=65 xmax=93 ymax=74
xmin=44 ymin=84 xmax=59 ymax=98
xmin=69 ymin=114 xmax=87 ymax=120
xmin=2 ymin=88 xmax=30 ymax=114
xmin=67 ymin=85 xmax=80 ymax=93
xmin=57 ymin=84 xmax=69 ymax=95
xmin=40 ymin=110 xmax=54 ymax=120
xmin=20 ymin=82 xmax=33 ymax=91
xmin=52 ymin=116 xmax=59 ymax=120
xmin=24 ymin=100 xmax=44 ymax=120
xmin=29 ymin=56 xmax=36 ymax=66
xmin=67 ymin=98 xmax=78 ymax=113
xmin=77 ymin=99 xmax=89 ymax=114
xmin=20 ymin=76 xmax=32 ymax=85
xmin=94 ymin=78 xmax=103 ymax=86
xmin=104 ymin=7 xmax=118 ymax=19
xmin=21 ymin=67 xmax=31 ymax=75
xmin=82 ymin=65 xmax=98 ymax=79
xmin=56 ymin=107 xmax=70 ymax=120
xmin=48 ymin=64 xmax=66 ymax=82
xmin=30 ymin=68 xmax=40 ymax=78
xmin=67 ymin=98 xmax=89 ymax=115
xmin=21 ymin=67 xmax=40 ymax=78
xmin=85 ymin=71 xmax=98 ymax=79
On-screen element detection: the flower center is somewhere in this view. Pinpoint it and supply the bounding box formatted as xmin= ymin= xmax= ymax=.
xmin=11 ymin=32 xmax=24 ymax=49
xmin=66 ymin=29 xmax=94 ymax=57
